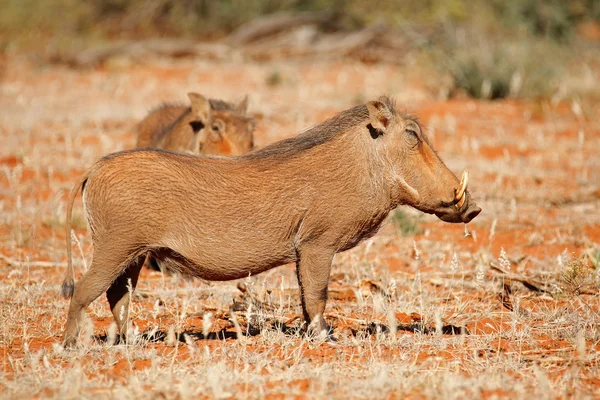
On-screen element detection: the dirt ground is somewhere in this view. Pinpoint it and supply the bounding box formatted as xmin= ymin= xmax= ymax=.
xmin=0 ymin=54 xmax=599 ymax=399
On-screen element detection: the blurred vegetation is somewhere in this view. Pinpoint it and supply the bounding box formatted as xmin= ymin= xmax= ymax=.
xmin=493 ymin=0 xmax=600 ymax=41
xmin=266 ymin=70 xmax=283 ymax=87
xmin=2 ymin=0 xmax=598 ymax=42
xmin=426 ymin=28 xmax=569 ymax=99
xmin=1 ymin=0 xmax=598 ymax=100
xmin=390 ymin=210 xmax=422 ymax=237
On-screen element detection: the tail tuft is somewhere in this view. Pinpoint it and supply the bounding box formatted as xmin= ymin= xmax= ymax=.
xmin=61 ymin=279 xmax=74 ymax=299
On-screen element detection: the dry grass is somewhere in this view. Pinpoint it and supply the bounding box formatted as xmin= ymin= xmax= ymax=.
xmin=0 ymin=52 xmax=599 ymax=398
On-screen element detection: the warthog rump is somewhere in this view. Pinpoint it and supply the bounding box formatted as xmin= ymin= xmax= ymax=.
xmin=61 ymin=96 xmax=481 ymax=347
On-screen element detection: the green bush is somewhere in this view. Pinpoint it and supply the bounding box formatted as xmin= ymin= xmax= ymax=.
xmin=437 ymin=35 xmax=564 ymax=99
xmin=493 ymin=0 xmax=600 ymax=41
xmin=390 ymin=209 xmax=422 ymax=237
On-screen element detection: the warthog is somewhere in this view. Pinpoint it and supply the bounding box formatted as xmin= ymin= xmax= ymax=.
xmin=61 ymin=96 xmax=481 ymax=347
xmin=136 ymin=92 xmax=255 ymax=155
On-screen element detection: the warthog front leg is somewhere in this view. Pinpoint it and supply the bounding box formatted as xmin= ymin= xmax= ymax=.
xmin=296 ymin=245 xmax=334 ymax=338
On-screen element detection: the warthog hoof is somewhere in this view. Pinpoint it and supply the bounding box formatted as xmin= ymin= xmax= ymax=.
xmin=305 ymin=321 xmax=336 ymax=342
xmin=62 ymin=336 xmax=78 ymax=349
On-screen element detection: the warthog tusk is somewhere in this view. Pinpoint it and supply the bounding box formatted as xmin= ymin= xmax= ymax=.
xmin=456 ymin=193 xmax=466 ymax=208
xmin=455 ymin=170 xmax=468 ymax=208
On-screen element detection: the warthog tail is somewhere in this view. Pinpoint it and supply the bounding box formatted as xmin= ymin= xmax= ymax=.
xmin=62 ymin=164 xmax=95 ymax=299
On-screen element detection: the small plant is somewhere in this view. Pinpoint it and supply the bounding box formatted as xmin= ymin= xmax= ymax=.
xmin=561 ymin=255 xmax=595 ymax=296
xmin=390 ymin=209 xmax=422 ymax=236
xmin=266 ymin=70 xmax=282 ymax=87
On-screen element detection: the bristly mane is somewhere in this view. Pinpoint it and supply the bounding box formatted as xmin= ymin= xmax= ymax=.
xmin=244 ymin=96 xmax=402 ymax=160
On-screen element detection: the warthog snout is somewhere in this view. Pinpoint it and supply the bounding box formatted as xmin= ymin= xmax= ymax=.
xmin=432 ymin=170 xmax=481 ymax=223
xmin=461 ymin=200 xmax=482 ymax=223
xmin=454 ymin=170 xmax=481 ymax=222
xmin=435 ymin=193 xmax=481 ymax=223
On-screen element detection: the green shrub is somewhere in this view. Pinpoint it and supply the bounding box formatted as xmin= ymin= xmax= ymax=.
xmin=390 ymin=209 xmax=422 ymax=237
xmin=561 ymin=255 xmax=596 ymax=296
xmin=493 ymin=0 xmax=600 ymax=41
xmin=433 ymin=31 xmax=565 ymax=99
xmin=266 ymin=70 xmax=283 ymax=87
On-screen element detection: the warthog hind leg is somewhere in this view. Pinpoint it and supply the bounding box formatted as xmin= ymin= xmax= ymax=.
xmin=106 ymin=255 xmax=145 ymax=344
xmin=62 ymin=244 xmax=139 ymax=347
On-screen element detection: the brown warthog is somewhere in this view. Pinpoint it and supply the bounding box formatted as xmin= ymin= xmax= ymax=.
xmin=61 ymin=96 xmax=481 ymax=347
xmin=136 ymin=92 xmax=255 ymax=155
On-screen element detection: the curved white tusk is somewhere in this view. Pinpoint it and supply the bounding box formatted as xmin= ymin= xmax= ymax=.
xmin=456 ymin=193 xmax=466 ymax=208
xmin=455 ymin=170 xmax=469 ymax=202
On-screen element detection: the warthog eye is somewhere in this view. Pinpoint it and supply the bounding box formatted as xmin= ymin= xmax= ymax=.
xmin=209 ymin=120 xmax=225 ymax=142
xmin=405 ymin=128 xmax=420 ymax=149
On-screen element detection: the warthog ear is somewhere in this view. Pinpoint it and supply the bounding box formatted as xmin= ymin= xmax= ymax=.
xmin=236 ymin=95 xmax=249 ymax=115
xmin=188 ymin=92 xmax=211 ymax=123
xmin=366 ymin=100 xmax=392 ymax=134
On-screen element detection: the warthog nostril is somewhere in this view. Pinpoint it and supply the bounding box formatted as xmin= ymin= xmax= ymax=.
xmin=462 ymin=205 xmax=482 ymax=223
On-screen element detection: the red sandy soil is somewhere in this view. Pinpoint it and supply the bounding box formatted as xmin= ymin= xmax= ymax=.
xmin=0 ymin=55 xmax=599 ymax=398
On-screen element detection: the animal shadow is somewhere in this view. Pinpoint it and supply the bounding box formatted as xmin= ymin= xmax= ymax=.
xmin=354 ymin=322 xmax=468 ymax=336
xmin=93 ymin=320 xmax=304 ymax=345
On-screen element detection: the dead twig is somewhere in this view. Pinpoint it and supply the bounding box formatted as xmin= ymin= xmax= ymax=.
xmin=225 ymin=12 xmax=330 ymax=46
xmin=499 ymin=283 xmax=514 ymax=311
xmin=233 ymin=282 xmax=280 ymax=312
xmin=489 ymin=260 xmax=553 ymax=294
xmin=53 ymin=40 xmax=232 ymax=68
xmin=490 ymin=260 xmax=598 ymax=296
xmin=0 ymin=253 xmax=67 ymax=268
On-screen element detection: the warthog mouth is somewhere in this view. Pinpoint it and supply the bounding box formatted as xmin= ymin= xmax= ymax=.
xmin=416 ymin=169 xmax=481 ymax=224
xmin=435 ymin=203 xmax=481 ymax=223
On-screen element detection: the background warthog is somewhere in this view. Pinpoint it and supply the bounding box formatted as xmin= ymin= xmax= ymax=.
xmin=61 ymin=96 xmax=481 ymax=347
xmin=136 ymin=92 xmax=255 ymax=155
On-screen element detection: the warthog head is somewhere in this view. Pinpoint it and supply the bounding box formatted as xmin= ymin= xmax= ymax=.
xmin=199 ymin=94 xmax=255 ymax=156
xmin=366 ymin=98 xmax=481 ymax=223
